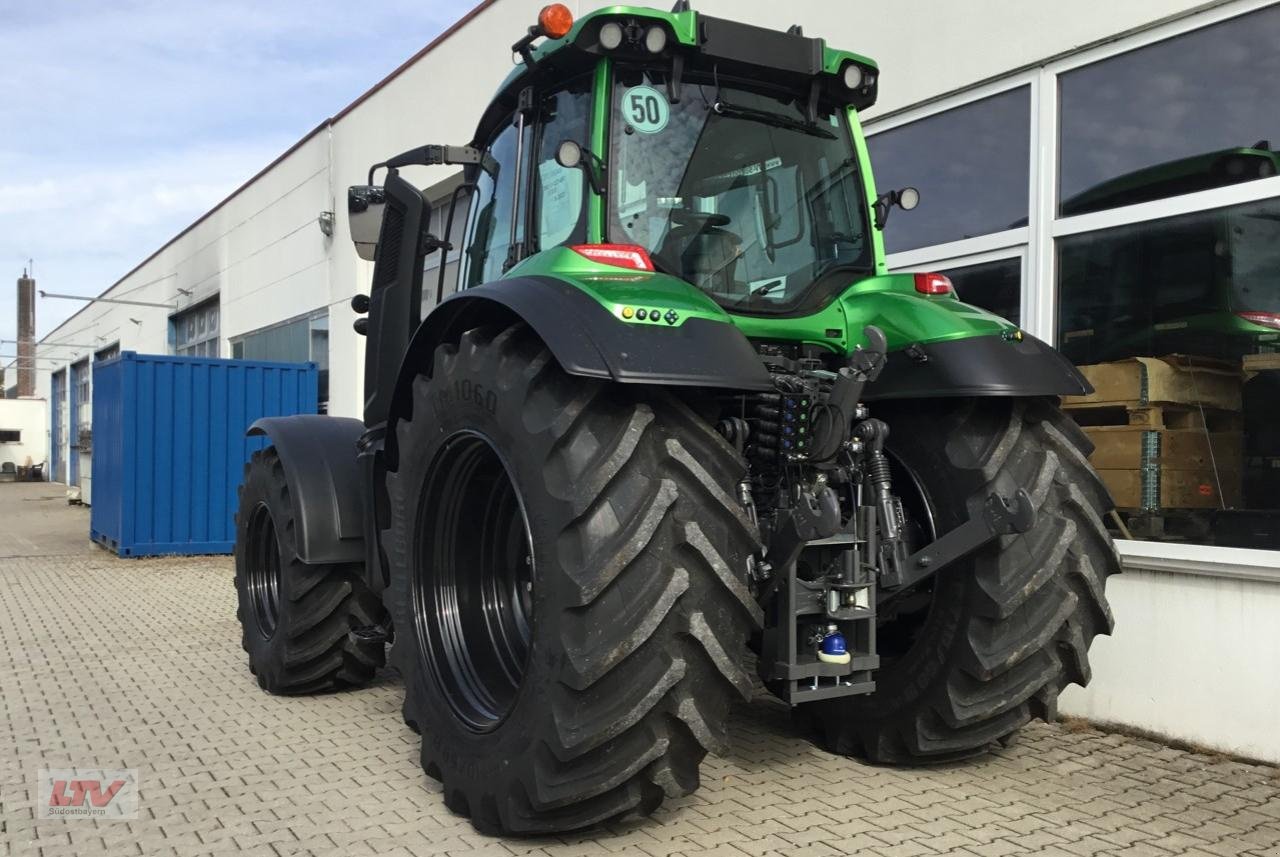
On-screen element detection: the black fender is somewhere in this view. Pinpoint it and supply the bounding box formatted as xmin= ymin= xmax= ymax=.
xmin=864 ymin=333 xmax=1093 ymax=400
xmin=247 ymin=415 xmax=365 ymax=565
xmin=390 ymin=275 xmax=774 ymax=429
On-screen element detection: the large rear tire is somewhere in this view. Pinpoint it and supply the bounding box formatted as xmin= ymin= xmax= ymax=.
xmin=233 ymin=447 xmax=385 ymax=694
xmin=802 ymin=397 xmax=1118 ymax=763
xmin=382 ymin=324 xmax=762 ymax=834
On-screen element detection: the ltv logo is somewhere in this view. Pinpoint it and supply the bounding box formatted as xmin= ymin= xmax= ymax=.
xmin=38 ymin=769 xmax=139 ymax=819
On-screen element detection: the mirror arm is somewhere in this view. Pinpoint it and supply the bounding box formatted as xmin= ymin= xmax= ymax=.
xmin=369 ymin=145 xmax=485 ymax=185
xmin=667 ymin=52 xmax=685 ymax=104
xmin=583 ymin=151 xmax=607 ymax=196
xmin=805 ymin=77 xmax=821 ymax=125
xmin=557 ymin=140 xmax=606 ymax=196
xmin=873 ymin=194 xmax=891 ymax=230
xmin=512 ymin=23 xmax=545 ymax=69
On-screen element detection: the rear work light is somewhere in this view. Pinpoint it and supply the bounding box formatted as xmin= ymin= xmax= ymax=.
xmin=571 ymin=244 xmax=655 ymax=272
xmin=1237 ymin=311 xmax=1280 ymax=330
xmin=914 ymin=272 xmax=954 ymax=295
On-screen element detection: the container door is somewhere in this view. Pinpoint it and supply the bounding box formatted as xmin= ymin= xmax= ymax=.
xmin=51 ymin=369 xmax=66 ymax=483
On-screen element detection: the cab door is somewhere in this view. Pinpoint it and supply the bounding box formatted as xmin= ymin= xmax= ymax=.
xmin=460 ymin=116 xmax=529 ymax=289
xmin=457 ymin=75 xmax=594 ymax=287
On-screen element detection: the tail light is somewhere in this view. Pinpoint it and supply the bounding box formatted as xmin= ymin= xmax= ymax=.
xmin=914 ymin=272 xmax=954 ymax=295
xmin=1237 ymin=311 xmax=1280 ymax=330
xmin=570 ymin=244 xmax=655 ymax=272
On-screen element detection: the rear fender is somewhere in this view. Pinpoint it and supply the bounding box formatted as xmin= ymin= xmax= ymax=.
xmin=864 ymin=333 xmax=1093 ymax=400
xmin=246 ymin=415 xmax=365 ymax=565
xmin=388 ymin=275 xmax=774 ymax=448
xmin=833 ymin=274 xmax=1092 ymax=399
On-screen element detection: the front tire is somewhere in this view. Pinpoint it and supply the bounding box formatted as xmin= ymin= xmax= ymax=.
xmin=233 ymin=447 xmax=385 ymax=694
xmin=803 ymin=398 xmax=1119 ymax=763
xmin=382 ymin=324 xmax=762 ymax=834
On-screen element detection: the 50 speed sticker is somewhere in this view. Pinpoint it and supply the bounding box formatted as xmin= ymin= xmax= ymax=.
xmin=622 ymin=86 xmax=669 ymax=134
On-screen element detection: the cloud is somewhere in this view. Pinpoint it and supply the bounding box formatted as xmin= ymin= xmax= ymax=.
xmin=0 ymin=0 xmax=472 ymax=348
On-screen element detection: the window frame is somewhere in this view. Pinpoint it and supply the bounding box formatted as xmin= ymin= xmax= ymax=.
xmin=170 ymin=297 xmax=221 ymax=358
xmin=1035 ymin=0 xmax=1280 ymax=341
xmin=868 ymin=79 xmax=1036 ymax=261
xmin=863 ymin=0 xmax=1280 ymax=567
xmin=867 ymin=71 xmax=1041 ymax=334
xmin=890 ymin=246 xmax=1028 ymax=325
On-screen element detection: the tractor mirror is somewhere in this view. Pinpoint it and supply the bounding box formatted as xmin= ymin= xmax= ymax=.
xmin=348 ymin=185 xmax=386 ymax=261
xmin=555 ymin=140 xmax=583 ymax=169
xmin=553 ymin=139 xmax=604 ymax=195
xmin=873 ymin=186 xmax=921 ymax=230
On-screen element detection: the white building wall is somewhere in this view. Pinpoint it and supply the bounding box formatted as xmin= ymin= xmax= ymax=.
xmin=19 ymin=0 xmax=1280 ymax=762
xmin=0 ymin=399 xmax=48 ymax=474
xmin=671 ymin=0 xmax=1219 ymax=116
xmin=31 ymin=0 xmax=1228 ymax=414
xmin=1061 ymin=552 xmax=1280 ymax=763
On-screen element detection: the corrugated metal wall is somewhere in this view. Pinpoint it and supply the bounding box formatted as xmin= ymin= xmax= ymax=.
xmin=90 ymin=353 xmax=318 ymax=557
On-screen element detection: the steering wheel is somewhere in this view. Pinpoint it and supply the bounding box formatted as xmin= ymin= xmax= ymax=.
xmin=670 ymin=209 xmax=731 ymax=228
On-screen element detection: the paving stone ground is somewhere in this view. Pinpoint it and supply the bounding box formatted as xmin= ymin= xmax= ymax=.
xmin=2 ymin=481 xmax=1279 ymax=857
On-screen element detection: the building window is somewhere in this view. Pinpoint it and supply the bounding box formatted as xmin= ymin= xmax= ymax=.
xmin=95 ymin=343 xmax=120 ymax=362
xmin=1059 ymin=5 xmax=1280 ymax=216
xmin=868 ymin=86 xmax=1030 ymax=253
xmin=1057 ymin=196 xmax=1280 ymax=550
xmin=73 ymin=360 xmax=90 ymax=430
xmin=0 ymin=430 xmax=19 ymax=443
xmin=939 ymin=257 xmax=1021 ymax=324
xmin=230 ymin=310 xmax=330 ymax=412
xmin=172 ymin=300 xmax=220 ymax=357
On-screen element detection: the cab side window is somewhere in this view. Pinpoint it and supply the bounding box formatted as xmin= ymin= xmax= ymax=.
xmin=532 ymin=78 xmax=592 ymax=251
xmin=462 ymin=121 xmax=527 ymax=287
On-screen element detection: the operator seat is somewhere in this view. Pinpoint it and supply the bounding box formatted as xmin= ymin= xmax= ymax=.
xmin=656 ymin=211 xmax=745 ymax=296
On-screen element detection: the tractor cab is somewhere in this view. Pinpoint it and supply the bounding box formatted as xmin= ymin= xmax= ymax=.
xmin=351 ymin=13 xmax=910 ymax=337
xmin=347 ymin=3 xmax=933 ymax=427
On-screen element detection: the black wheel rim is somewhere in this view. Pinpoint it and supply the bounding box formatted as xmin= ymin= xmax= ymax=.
xmin=413 ymin=430 xmax=536 ymax=733
xmin=246 ymin=502 xmax=282 ymax=639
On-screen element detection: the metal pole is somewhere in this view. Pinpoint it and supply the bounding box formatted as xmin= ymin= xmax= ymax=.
xmin=1 ymin=338 xmax=102 ymax=349
xmin=39 ymin=290 xmax=174 ymax=309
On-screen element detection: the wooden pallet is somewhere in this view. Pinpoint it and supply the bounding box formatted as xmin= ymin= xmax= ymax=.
xmin=1243 ymin=352 xmax=1280 ymax=380
xmin=1085 ymin=426 xmax=1242 ymax=470
xmin=1117 ymin=509 xmax=1214 ymax=542
xmin=1064 ymin=355 xmax=1242 ymax=412
xmin=1079 ymin=424 xmax=1242 ymax=512
xmin=1065 ymin=400 xmax=1242 ymax=432
xmin=1101 ymin=467 xmax=1240 ymax=511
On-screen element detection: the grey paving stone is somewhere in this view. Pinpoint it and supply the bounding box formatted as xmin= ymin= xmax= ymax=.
xmin=1 ymin=491 xmax=1279 ymax=857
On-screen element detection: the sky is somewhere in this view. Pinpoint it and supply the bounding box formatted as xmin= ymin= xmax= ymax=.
xmin=0 ymin=0 xmax=473 ymax=350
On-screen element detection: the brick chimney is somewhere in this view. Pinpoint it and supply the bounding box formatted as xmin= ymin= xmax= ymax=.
xmin=17 ymin=269 xmax=35 ymax=397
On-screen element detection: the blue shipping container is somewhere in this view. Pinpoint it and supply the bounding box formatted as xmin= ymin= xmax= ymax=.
xmin=90 ymin=352 xmax=318 ymax=557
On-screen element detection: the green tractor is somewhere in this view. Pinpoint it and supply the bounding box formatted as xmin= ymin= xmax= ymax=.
xmin=234 ymin=3 xmax=1119 ymax=835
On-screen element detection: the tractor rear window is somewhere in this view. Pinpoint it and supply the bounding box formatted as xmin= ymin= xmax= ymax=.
xmin=608 ymin=69 xmax=873 ymax=316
